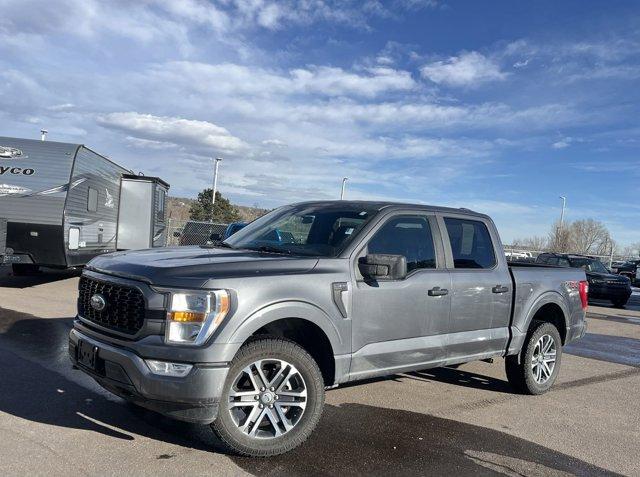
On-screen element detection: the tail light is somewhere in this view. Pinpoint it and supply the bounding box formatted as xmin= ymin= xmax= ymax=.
xmin=579 ymin=280 xmax=589 ymax=310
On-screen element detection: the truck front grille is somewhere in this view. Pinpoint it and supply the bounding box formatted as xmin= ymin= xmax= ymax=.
xmin=78 ymin=276 xmax=146 ymax=335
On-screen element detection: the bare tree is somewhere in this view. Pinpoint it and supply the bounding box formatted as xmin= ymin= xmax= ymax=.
xmin=569 ymin=219 xmax=610 ymax=255
xmin=548 ymin=220 xmax=572 ymax=253
xmin=512 ymin=236 xmax=548 ymax=251
xmin=620 ymin=242 xmax=640 ymax=259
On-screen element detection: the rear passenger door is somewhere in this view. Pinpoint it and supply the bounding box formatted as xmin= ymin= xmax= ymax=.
xmin=439 ymin=215 xmax=512 ymax=360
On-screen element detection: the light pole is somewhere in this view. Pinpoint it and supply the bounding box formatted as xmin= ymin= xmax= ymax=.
xmin=340 ymin=177 xmax=348 ymax=200
xmin=559 ymin=196 xmax=566 ymax=230
xmin=40 ymin=129 xmax=48 ymax=141
xmin=212 ymin=157 xmax=222 ymax=222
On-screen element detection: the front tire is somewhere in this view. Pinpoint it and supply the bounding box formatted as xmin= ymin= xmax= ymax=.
xmin=505 ymin=321 xmax=562 ymax=395
xmin=212 ymin=337 xmax=325 ymax=456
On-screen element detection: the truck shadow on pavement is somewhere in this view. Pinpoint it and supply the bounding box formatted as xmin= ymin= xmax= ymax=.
xmin=0 ymin=310 xmax=620 ymax=476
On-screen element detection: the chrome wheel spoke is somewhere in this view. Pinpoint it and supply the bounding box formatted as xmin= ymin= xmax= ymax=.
xmin=274 ymin=403 xmax=295 ymax=432
xmin=239 ymin=404 xmax=262 ymax=433
xmin=248 ymin=407 xmax=269 ymax=437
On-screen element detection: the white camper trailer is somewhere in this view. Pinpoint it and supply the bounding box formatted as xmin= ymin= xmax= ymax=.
xmin=0 ymin=136 xmax=169 ymax=274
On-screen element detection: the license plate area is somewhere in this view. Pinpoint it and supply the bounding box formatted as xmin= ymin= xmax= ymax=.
xmin=77 ymin=339 xmax=99 ymax=370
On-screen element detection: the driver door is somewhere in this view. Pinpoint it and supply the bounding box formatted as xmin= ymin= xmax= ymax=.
xmin=349 ymin=213 xmax=451 ymax=380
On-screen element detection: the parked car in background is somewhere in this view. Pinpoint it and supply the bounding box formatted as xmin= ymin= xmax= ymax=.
xmin=609 ymin=260 xmax=627 ymax=273
xmin=177 ymin=221 xmax=227 ymax=246
xmin=222 ymin=222 xmax=248 ymax=240
xmin=536 ymin=253 xmax=632 ymax=307
xmin=70 ymin=201 xmax=587 ymax=456
xmin=612 ymin=259 xmax=640 ymax=285
xmin=505 ymin=251 xmax=535 ymax=263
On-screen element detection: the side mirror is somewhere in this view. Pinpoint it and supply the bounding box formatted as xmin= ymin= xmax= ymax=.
xmin=210 ymin=232 xmax=222 ymax=242
xmin=358 ymin=254 xmax=407 ymax=281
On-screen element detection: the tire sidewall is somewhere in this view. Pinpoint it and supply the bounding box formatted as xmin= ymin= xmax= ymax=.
xmin=214 ymin=339 xmax=324 ymax=455
xmin=523 ymin=322 xmax=562 ymax=394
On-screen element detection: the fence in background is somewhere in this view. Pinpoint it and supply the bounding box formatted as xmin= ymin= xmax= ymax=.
xmin=166 ymin=219 xmax=229 ymax=246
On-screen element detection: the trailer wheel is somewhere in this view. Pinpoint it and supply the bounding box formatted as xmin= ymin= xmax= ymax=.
xmin=11 ymin=264 xmax=40 ymax=276
xmin=505 ymin=321 xmax=562 ymax=395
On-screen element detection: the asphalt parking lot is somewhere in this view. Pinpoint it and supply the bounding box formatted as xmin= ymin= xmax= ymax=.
xmin=0 ymin=267 xmax=639 ymax=476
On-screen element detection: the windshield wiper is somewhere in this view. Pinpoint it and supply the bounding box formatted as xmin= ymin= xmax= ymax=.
xmin=200 ymin=241 xmax=235 ymax=249
xmin=248 ymin=245 xmax=293 ymax=255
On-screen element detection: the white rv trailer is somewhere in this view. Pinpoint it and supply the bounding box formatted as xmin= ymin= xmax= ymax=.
xmin=0 ymin=136 xmax=169 ymax=274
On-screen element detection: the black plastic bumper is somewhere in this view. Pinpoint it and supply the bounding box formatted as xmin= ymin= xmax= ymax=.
xmin=69 ymin=328 xmax=228 ymax=424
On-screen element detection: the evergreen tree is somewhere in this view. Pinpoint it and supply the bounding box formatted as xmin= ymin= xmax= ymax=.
xmin=189 ymin=189 xmax=241 ymax=223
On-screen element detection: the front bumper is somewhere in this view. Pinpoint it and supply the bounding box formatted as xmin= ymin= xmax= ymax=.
xmin=69 ymin=328 xmax=228 ymax=424
xmin=588 ymin=285 xmax=632 ymax=302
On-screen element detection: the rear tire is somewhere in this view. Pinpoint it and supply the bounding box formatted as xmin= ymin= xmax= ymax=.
xmin=612 ymin=298 xmax=628 ymax=309
xmin=11 ymin=264 xmax=40 ymax=276
xmin=211 ymin=337 xmax=325 ymax=457
xmin=505 ymin=321 xmax=562 ymax=395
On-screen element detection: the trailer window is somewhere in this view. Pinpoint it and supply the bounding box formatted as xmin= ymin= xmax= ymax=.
xmin=157 ymin=189 xmax=165 ymax=220
xmin=87 ymin=187 xmax=98 ymax=212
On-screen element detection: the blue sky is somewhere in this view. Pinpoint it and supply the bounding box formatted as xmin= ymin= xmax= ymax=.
xmin=1 ymin=0 xmax=639 ymax=246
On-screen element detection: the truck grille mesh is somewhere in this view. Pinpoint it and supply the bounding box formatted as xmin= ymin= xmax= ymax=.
xmin=78 ymin=276 xmax=145 ymax=334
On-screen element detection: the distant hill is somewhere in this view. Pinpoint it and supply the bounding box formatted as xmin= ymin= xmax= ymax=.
xmin=167 ymin=196 xmax=269 ymax=223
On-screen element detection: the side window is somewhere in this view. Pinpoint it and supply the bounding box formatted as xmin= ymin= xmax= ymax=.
xmin=87 ymin=187 xmax=98 ymax=212
xmin=443 ymin=217 xmax=496 ymax=269
xmin=367 ymin=216 xmax=436 ymax=273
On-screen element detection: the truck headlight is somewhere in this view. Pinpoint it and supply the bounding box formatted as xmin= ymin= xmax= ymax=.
xmin=165 ymin=290 xmax=230 ymax=345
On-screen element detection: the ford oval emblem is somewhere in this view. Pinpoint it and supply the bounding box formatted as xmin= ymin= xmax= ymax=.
xmin=90 ymin=294 xmax=106 ymax=312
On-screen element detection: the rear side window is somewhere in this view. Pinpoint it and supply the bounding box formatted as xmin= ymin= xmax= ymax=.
xmin=87 ymin=187 xmax=98 ymax=212
xmin=443 ymin=217 xmax=496 ymax=269
xmin=367 ymin=216 xmax=436 ymax=272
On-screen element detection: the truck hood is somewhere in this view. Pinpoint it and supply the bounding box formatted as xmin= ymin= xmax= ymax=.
xmin=86 ymin=246 xmax=319 ymax=287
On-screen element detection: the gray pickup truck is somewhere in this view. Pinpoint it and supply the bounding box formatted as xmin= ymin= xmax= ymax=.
xmin=69 ymin=201 xmax=588 ymax=456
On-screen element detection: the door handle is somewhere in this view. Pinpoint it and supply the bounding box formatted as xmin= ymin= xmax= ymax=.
xmin=492 ymin=285 xmax=509 ymax=294
xmin=428 ymin=287 xmax=449 ymax=296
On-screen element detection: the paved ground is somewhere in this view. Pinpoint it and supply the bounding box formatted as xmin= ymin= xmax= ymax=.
xmin=0 ymin=267 xmax=639 ymax=476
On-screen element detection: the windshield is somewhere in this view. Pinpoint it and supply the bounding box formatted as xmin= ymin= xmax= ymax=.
xmin=569 ymin=258 xmax=609 ymax=274
xmin=224 ymin=203 xmax=379 ymax=257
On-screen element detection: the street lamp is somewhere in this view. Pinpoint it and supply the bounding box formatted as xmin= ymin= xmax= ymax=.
xmin=340 ymin=177 xmax=348 ymax=200
xmin=212 ymin=157 xmax=222 ymax=222
xmin=558 ymin=196 xmax=566 ymax=230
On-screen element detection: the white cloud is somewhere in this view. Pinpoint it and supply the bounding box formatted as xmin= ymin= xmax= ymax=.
xmin=148 ymin=62 xmax=416 ymax=98
xmin=262 ymin=139 xmax=288 ymax=147
xmin=97 ymin=112 xmax=247 ymax=153
xmin=420 ymin=51 xmax=508 ymax=87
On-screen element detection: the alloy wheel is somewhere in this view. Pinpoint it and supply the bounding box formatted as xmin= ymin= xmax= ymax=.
xmin=227 ymin=359 xmax=307 ymax=439
xmin=531 ymin=334 xmax=557 ymax=384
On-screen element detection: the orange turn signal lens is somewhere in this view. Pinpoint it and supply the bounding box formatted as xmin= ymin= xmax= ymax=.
xmin=169 ymin=311 xmax=206 ymax=322
xmin=213 ymin=292 xmax=230 ymax=327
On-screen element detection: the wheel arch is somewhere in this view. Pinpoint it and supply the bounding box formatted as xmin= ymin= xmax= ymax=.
xmin=522 ymin=292 xmax=569 ymax=344
xmin=224 ymin=301 xmax=342 ymax=386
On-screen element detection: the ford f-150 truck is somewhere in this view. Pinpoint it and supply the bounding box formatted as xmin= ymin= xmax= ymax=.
xmin=69 ymin=201 xmax=588 ymax=456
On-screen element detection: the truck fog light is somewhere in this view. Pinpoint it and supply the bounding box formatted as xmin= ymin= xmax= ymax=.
xmin=146 ymin=359 xmax=193 ymax=377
